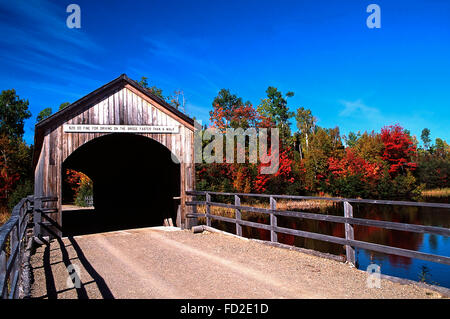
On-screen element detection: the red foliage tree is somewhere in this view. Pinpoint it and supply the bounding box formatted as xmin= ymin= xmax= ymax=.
xmin=0 ymin=135 xmax=19 ymax=201
xmin=255 ymin=149 xmax=294 ymax=193
xmin=210 ymin=101 xmax=260 ymax=131
xmin=328 ymin=148 xmax=382 ymax=184
xmin=380 ymin=124 xmax=417 ymax=175
xmin=0 ymin=164 xmax=19 ymax=200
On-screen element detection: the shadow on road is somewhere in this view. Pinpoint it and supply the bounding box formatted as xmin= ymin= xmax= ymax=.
xmin=36 ymin=219 xmax=115 ymax=299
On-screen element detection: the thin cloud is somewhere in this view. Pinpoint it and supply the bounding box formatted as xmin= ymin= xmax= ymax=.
xmin=0 ymin=0 xmax=102 ymax=79
xmin=143 ymin=36 xmax=224 ymax=75
xmin=0 ymin=0 xmax=100 ymax=51
xmin=339 ymin=99 xmax=381 ymax=119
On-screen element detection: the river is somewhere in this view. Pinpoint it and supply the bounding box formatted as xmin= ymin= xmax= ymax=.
xmin=208 ymin=196 xmax=450 ymax=289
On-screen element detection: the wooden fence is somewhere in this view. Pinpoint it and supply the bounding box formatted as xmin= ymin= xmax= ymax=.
xmin=186 ymin=190 xmax=450 ymax=266
xmin=0 ymin=196 xmax=34 ymax=299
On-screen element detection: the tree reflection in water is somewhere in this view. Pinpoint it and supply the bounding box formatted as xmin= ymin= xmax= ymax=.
xmin=209 ymin=198 xmax=450 ymax=288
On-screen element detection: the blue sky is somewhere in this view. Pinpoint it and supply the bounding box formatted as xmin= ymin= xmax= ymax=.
xmin=0 ymin=0 xmax=449 ymax=145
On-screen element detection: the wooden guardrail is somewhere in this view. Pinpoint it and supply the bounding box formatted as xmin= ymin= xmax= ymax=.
xmin=0 ymin=195 xmax=59 ymax=299
xmin=0 ymin=196 xmax=34 ymax=299
xmin=185 ymin=190 xmax=450 ymax=266
xmin=33 ymin=196 xmax=59 ymax=239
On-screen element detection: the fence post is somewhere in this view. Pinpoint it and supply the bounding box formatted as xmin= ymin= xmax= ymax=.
xmin=206 ymin=192 xmax=211 ymax=227
xmin=344 ymin=201 xmax=356 ymax=266
xmin=187 ymin=195 xmax=198 ymax=229
xmin=270 ymin=196 xmax=278 ymax=243
xmin=24 ymin=198 xmax=32 ymax=238
xmin=33 ymin=197 xmax=42 ymax=238
xmin=235 ymin=195 xmax=242 ymax=237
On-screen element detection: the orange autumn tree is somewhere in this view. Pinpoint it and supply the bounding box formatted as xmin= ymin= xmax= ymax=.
xmin=232 ymin=165 xmax=253 ymax=193
xmin=198 ymin=88 xmax=262 ymax=194
xmin=209 ymin=89 xmax=259 ymax=131
xmin=199 ymin=88 xmax=299 ymax=196
xmin=65 ymin=169 xmax=85 ymax=193
xmin=64 ymin=169 xmax=93 ymax=205
xmin=199 ymin=85 xmax=439 ymax=200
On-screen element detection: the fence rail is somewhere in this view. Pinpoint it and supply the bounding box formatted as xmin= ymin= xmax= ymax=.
xmin=0 ymin=196 xmax=34 ymax=299
xmin=0 ymin=195 xmax=59 ymax=299
xmin=185 ymin=190 xmax=450 ymax=266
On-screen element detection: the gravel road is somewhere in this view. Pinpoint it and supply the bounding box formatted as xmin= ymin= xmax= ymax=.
xmin=29 ymin=227 xmax=445 ymax=299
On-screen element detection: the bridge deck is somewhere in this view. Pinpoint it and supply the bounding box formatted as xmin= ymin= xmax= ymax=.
xmin=29 ymin=227 xmax=443 ymax=299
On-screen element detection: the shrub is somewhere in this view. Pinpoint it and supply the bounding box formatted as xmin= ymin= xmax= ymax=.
xmin=7 ymin=179 xmax=33 ymax=210
xmin=74 ymin=175 xmax=93 ymax=207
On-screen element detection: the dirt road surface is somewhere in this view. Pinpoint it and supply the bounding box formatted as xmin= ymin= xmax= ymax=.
xmin=30 ymin=227 xmax=445 ymax=299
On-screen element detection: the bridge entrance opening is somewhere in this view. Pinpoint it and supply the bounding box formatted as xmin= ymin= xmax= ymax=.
xmin=61 ymin=133 xmax=180 ymax=236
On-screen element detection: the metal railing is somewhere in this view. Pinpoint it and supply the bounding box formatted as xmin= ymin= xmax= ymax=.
xmin=186 ymin=190 xmax=450 ymax=266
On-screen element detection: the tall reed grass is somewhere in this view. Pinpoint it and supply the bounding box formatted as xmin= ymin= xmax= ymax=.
xmin=196 ymin=199 xmax=335 ymax=221
xmin=422 ymin=188 xmax=450 ymax=198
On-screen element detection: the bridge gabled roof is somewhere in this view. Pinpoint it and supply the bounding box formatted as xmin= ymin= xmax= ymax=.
xmin=33 ymin=73 xmax=195 ymax=168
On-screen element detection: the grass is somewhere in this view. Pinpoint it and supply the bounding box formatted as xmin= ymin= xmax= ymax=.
xmin=421 ymin=188 xmax=450 ymax=198
xmin=0 ymin=205 xmax=11 ymax=227
xmin=196 ymin=198 xmax=335 ymax=221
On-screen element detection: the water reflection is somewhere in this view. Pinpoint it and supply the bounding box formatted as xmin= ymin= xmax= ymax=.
xmin=208 ymin=197 xmax=450 ymax=288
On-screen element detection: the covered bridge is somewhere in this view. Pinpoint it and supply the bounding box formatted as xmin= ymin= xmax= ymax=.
xmin=33 ymin=74 xmax=195 ymax=237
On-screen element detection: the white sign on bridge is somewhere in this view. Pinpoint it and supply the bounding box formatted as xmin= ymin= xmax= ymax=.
xmin=63 ymin=124 xmax=180 ymax=134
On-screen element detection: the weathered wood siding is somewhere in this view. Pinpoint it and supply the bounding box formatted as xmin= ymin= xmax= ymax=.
xmin=34 ymin=86 xmax=195 ymax=236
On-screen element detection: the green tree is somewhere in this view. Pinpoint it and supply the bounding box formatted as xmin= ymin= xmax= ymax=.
xmin=0 ymin=90 xmax=33 ymax=209
xmin=326 ymin=127 xmax=344 ymax=158
xmin=302 ymin=126 xmax=345 ymax=192
xmin=137 ymin=76 xmax=164 ymax=100
xmin=210 ymin=89 xmax=255 ymax=130
xmin=8 ymin=180 xmax=33 ymax=210
xmin=303 ymin=127 xmax=332 ymax=190
xmin=36 ymin=107 xmax=52 ymax=123
xmin=59 ymin=102 xmax=70 ymax=111
xmin=416 ymin=155 xmax=449 ymax=189
xmin=258 ymin=87 xmax=294 ymax=144
xmin=295 ymin=107 xmax=316 ymax=158
xmin=136 ymin=76 xmax=187 ymax=111
xmin=421 ymin=128 xmax=431 ymax=150
xmin=0 ymin=89 xmax=32 ymax=139
xmin=343 ymin=131 xmax=361 ymax=148
xmin=433 ymin=138 xmax=449 ymax=158
xmin=0 ymin=133 xmax=33 ymax=204
xmin=167 ymin=90 xmax=186 ymax=111
xmin=353 ymin=131 xmax=384 ymax=164
xmin=8 ymin=138 xmax=33 ymax=181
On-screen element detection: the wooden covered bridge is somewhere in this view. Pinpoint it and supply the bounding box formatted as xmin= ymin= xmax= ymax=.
xmin=1 ymin=75 xmax=449 ymax=299
xmin=32 ymin=74 xmax=195 ymax=238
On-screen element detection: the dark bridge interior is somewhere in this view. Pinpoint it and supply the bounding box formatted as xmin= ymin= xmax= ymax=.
xmin=62 ymin=133 xmax=180 ymax=236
